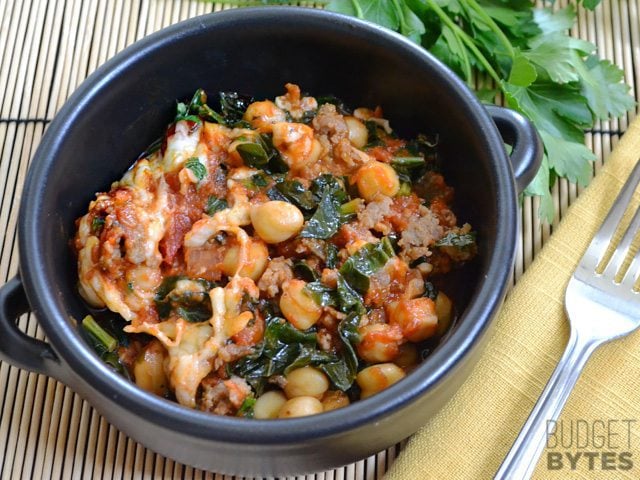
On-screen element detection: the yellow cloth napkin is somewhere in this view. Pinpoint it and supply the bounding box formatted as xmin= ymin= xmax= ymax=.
xmin=386 ymin=114 xmax=640 ymax=480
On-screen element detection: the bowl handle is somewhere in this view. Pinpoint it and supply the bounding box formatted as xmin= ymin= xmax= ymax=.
xmin=485 ymin=105 xmax=543 ymax=194
xmin=0 ymin=275 xmax=70 ymax=382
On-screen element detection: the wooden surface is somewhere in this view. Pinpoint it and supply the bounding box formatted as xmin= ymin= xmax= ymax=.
xmin=0 ymin=1 xmax=638 ymax=478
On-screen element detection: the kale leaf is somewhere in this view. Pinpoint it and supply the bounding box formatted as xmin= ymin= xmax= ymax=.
xmin=154 ymin=276 xmax=216 ymax=323
xmin=300 ymin=175 xmax=350 ymax=239
xmin=339 ymin=237 xmax=396 ymax=293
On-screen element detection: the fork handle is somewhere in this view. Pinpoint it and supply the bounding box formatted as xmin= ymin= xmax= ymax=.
xmin=494 ymin=330 xmax=602 ymax=480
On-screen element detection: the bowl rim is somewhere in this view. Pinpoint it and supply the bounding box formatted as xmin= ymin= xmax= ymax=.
xmin=18 ymin=6 xmax=517 ymax=444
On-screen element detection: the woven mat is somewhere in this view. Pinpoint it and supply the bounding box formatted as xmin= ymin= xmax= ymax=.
xmin=0 ymin=1 xmax=638 ymax=478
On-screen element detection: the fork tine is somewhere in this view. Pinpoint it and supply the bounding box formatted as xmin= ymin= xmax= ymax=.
xmin=582 ymin=160 xmax=640 ymax=271
xmin=621 ymin=243 xmax=640 ymax=290
xmin=601 ymin=200 xmax=640 ymax=281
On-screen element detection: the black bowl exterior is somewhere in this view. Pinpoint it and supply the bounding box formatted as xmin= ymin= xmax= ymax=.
xmin=16 ymin=8 xmax=520 ymax=476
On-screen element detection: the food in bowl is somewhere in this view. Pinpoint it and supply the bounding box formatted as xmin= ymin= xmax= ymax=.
xmin=73 ymin=83 xmax=477 ymax=419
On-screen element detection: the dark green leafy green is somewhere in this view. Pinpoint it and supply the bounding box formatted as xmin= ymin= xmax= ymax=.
xmin=236 ymin=142 xmax=270 ymax=169
xmin=335 ymin=274 xmax=365 ymax=314
xmin=335 ymin=312 xmax=360 ymax=384
xmin=82 ymin=315 xmax=117 ymax=351
xmin=206 ymin=0 xmax=631 ymax=223
xmin=423 ymin=281 xmax=438 ymax=301
xmin=317 ymin=0 xmax=630 ymax=222
xmin=435 ymin=231 xmax=477 ymax=249
xmin=304 ymin=282 xmax=336 ymax=307
xmin=339 ymin=237 xmax=395 ymax=293
xmin=304 ymin=272 xmax=365 ymax=315
xmin=185 ymin=157 xmax=207 ymax=181
xmin=81 ymin=315 xmax=129 ymax=377
xmin=251 ymin=172 xmax=270 ymax=188
xmin=91 ymin=216 xmax=105 ymax=233
xmin=219 ymin=91 xmax=254 ymax=124
xmin=364 ymin=120 xmax=384 ymax=148
xmin=175 ymin=88 xmax=222 ymax=124
xmin=232 ymin=315 xmax=358 ymax=393
xmin=235 ymin=134 xmax=286 ymax=172
xmin=154 ymin=276 xmax=216 ymax=323
xmin=300 ymin=175 xmax=350 ymax=240
xmin=325 ymin=243 xmax=339 ymax=269
xmin=272 ymin=180 xmax=317 ymax=211
xmin=293 ymin=261 xmax=320 ymax=283
xmin=205 ymin=196 xmax=228 ymax=216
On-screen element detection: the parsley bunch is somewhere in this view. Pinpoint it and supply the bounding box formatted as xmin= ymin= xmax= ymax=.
xmin=324 ymin=0 xmax=635 ymax=221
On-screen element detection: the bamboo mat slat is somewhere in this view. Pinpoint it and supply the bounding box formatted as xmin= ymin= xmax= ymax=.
xmin=0 ymin=1 xmax=639 ymax=479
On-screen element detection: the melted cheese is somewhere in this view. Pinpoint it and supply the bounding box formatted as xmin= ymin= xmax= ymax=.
xmin=76 ymin=114 xmax=267 ymax=408
xmin=163 ymin=120 xmax=201 ymax=171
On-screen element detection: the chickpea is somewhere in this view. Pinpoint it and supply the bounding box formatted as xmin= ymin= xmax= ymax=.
xmin=321 ymin=390 xmax=350 ymax=412
xmin=435 ymin=291 xmax=454 ymax=336
xmin=250 ymin=201 xmax=304 ymax=244
xmin=388 ymin=297 xmax=438 ymax=342
xmin=344 ymin=116 xmax=368 ymax=148
xmin=253 ymin=390 xmax=287 ymax=419
xmin=220 ymin=238 xmax=269 ymax=280
xmin=356 ymin=363 xmax=406 ymax=399
xmin=354 ymin=161 xmax=400 ymax=201
xmin=279 ymin=279 xmax=323 ymax=330
xmin=307 ymin=138 xmax=324 ymax=165
xmin=243 ymin=100 xmax=286 ymax=131
xmin=278 ymin=396 xmax=324 ymax=418
xmin=133 ymin=340 xmax=169 ymax=397
xmin=356 ymin=324 xmax=403 ymax=364
xmin=394 ymin=343 xmax=419 ymax=370
xmin=284 ymin=366 xmax=329 ymax=399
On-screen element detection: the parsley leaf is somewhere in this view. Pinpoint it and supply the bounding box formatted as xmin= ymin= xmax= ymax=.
xmin=577 ymin=55 xmax=636 ymax=120
xmin=324 ymin=0 xmax=632 ymax=222
xmin=229 ymin=0 xmax=630 ymax=221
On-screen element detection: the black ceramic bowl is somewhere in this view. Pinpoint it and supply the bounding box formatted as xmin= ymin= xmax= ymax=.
xmin=0 ymin=8 xmax=541 ymax=476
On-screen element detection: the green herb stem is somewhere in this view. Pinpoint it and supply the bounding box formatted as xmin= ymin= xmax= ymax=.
xmin=340 ymin=199 xmax=360 ymax=216
xmin=423 ymin=0 xmax=502 ymax=85
xmin=465 ymin=0 xmax=515 ymax=58
xmin=350 ymin=0 xmax=364 ymax=18
xmin=82 ymin=315 xmax=118 ymax=352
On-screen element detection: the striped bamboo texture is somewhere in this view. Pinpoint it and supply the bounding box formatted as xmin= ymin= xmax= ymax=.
xmin=0 ymin=1 xmax=638 ymax=478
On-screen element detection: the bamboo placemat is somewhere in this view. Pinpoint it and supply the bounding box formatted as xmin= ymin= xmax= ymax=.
xmin=0 ymin=1 xmax=638 ymax=478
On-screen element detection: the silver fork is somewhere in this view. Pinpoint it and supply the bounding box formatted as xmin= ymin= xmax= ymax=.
xmin=495 ymin=159 xmax=640 ymax=480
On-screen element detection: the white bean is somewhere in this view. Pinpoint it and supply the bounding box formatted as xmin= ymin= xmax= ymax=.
xmin=344 ymin=116 xmax=368 ymax=148
xmin=243 ymin=100 xmax=286 ymax=131
xmin=389 ymin=297 xmax=438 ymax=342
xmin=321 ymin=390 xmax=350 ymax=412
xmin=355 ymin=161 xmax=400 ymax=201
xmin=356 ymin=363 xmax=406 ymax=399
xmin=284 ymin=366 xmax=329 ymax=399
xmin=356 ymin=323 xmax=403 ymax=363
xmin=279 ymin=279 xmax=323 ymax=330
xmin=278 ymin=396 xmax=324 ymax=418
xmin=251 ymin=201 xmax=304 ymax=244
xmin=253 ymin=390 xmax=288 ymax=419
xmin=133 ymin=341 xmax=169 ymax=397
xmin=435 ymin=291 xmax=453 ymax=336
xmin=220 ymin=238 xmax=269 ymax=280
